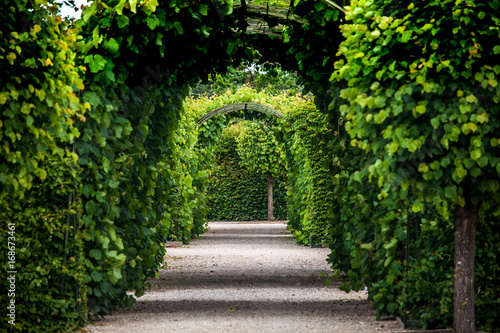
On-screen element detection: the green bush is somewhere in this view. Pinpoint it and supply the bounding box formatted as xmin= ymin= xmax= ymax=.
xmin=325 ymin=0 xmax=500 ymax=330
xmin=1 ymin=1 xmax=87 ymax=330
xmin=206 ymin=125 xmax=287 ymax=221
xmin=277 ymin=96 xmax=334 ymax=245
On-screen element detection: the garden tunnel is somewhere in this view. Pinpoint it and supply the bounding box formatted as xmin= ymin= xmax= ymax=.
xmin=0 ymin=0 xmax=363 ymax=329
xmin=182 ymin=87 xmax=331 ymax=241
xmin=191 ymin=98 xmax=300 ymax=224
xmin=66 ymin=0 xmax=344 ymax=321
xmin=6 ymin=0 xmax=499 ymax=332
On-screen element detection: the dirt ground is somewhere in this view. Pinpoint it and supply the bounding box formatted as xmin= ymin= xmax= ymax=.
xmin=87 ymin=221 xmax=403 ymax=333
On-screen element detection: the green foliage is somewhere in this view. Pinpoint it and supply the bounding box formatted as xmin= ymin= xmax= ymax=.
xmin=164 ymin=102 xmax=209 ymax=243
xmin=206 ymin=124 xmax=287 ymax=221
xmin=276 ymin=97 xmax=333 ymax=245
xmin=191 ymin=63 xmax=302 ymax=97
xmin=474 ymin=209 xmax=500 ymax=332
xmin=326 ymin=0 xmax=500 ymax=329
xmin=237 ymin=121 xmax=285 ymax=177
xmin=0 ymin=154 xmax=87 ymax=332
xmin=0 ymin=0 xmax=87 ymax=330
xmin=0 ymin=0 xmax=85 ymax=200
xmin=332 ymin=0 xmax=500 ymax=215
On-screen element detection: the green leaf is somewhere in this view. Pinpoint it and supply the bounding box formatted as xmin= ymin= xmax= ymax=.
xmin=174 ymin=21 xmax=184 ymax=34
xmin=383 ymin=238 xmax=398 ymax=250
xmin=117 ymin=15 xmax=129 ymax=28
xmin=82 ymin=2 xmax=97 ymax=22
xmin=103 ymin=38 xmax=120 ymax=54
xmin=199 ymin=4 xmax=208 ymax=15
xmin=456 ymin=167 xmax=467 ymax=178
xmin=148 ymin=0 xmax=159 ymax=11
xmin=430 ymin=117 xmax=440 ymax=129
xmin=109 ymin=179 xmax=119 ymax=188
xmin=130 ymin=0 xmax=137 ymax=12
xmin=38 ymin=169 xmax=47 ymax=180
xmin=91 ymin=270 xmax=103 ymax=282
xmin=470 ymin=149 xmax=481 ymax=161
xmin=85 ymin=54 xmax=107 ymax=73
xmin=415 ymin=105 xmax=426 ymax=114
xmin=339 ymin=282 xmax=351 ymax=293
xmin=418 ymin=163 xmax=429 ymax=172
xmin=0 ymin=92 xmax=7 ymax=104
xmin=481 ymin=180 xmax=500 ymax=192
xmin=408 ymin=140 xmax=418 ymax=152
xmin=146 ymin=15 xmax=160 ymax=30
xmin=445 ymin=185 xmax=457 ymax=198
xmin=360 ymin=243 xmax=373 ymax=250
xmin=115 ymin=0 xmax=127 ymax=15
xmin=89 ymin=249 xmax=102 ymax=260
xmin=116 ymin=155 xmax=127 ymax=163
xmin=102 ymin=112 xmax=111 ymax=128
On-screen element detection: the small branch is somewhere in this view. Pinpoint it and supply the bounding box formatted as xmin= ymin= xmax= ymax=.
xmin=321 ymin=0 xmax=346 ymax=13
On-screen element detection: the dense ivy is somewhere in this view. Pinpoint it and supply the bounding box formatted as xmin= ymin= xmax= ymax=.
xmin=206 ymin=124 xmax=288 ymax=221
xmin=276 ymin=96 xmax=334 ymax=245
xmin=327 ymin=0 xmax=500 ymax=330
xmin=0 ymin=1 xmax=87 ymax=330
xmin=3 ymin=0 xmax=499 ymax=331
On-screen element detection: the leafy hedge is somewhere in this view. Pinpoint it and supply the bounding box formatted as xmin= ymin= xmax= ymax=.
xmin=206 ymin=124 xmax=287 ymax=221
xmin=322 ymin=0 xmax=500 ymax=331
xmin=0 ymin=1 xmax=87 ymax=331
xmin=0 ymin=0 xmax=341 ymax=330
xmin=276 ymin=96 xmax=334 ymax=245
xmin=185 ymin=87 xmax=331 ymax=233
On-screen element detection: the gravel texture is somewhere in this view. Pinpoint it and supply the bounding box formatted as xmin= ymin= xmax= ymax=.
xmin=87 ymin=221 xmax=403 ymax=333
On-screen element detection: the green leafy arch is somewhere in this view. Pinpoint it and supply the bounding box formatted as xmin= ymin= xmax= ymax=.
xmin=1 ymin=0 xmax=345 ymax=329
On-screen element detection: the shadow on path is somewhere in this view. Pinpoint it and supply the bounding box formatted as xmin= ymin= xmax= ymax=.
xmin=88 ymin=222 xmax=402 ymax=333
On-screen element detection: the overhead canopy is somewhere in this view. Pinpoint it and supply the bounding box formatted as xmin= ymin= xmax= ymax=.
xmin=230 ymin=0 xmax=345 ymax=38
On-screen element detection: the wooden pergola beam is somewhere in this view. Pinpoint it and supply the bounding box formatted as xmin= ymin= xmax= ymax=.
xmin=197 ymin=102 xmax=290 ymax=125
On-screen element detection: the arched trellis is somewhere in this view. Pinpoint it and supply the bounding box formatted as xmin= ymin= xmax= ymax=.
xmin=196 ymin=102 xmax=291 ymax=125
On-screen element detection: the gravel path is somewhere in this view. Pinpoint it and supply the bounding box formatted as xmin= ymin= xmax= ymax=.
xmin=88 ymin=221 xmax=403 ymax=333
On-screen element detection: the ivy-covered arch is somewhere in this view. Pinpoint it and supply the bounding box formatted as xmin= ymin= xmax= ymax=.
xmin=184 ymin=87 xmax=331 ymax=227
xmin=1 ymin=0 xmax=345 ymax=329
xmin=3 ymin=0 xmax=500 ymax=331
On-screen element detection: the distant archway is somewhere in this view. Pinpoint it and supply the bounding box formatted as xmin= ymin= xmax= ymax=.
xmin=197 ymin=102 xmax=290 ymax=125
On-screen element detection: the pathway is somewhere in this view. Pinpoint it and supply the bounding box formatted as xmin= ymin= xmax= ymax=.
xmin=88 ymin=222 xmax=403 ymax=332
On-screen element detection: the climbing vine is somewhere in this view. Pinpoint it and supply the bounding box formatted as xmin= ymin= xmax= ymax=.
xmin=0 ymin=0 xmax=87 ymax=330
xmin=4 ymin=0 xmax=499 ymax=332
xmin=329 ymin=0 xmax=500 ymax=330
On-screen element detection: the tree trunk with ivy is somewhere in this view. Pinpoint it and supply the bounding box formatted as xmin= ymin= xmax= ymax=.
xmin=267 ymin=171 xmax=275 ymax=221
xmin=454 ymin=196 xmax=478 ymax=333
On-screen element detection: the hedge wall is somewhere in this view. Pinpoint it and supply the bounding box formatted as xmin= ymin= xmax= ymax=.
xmin=206 ymin=124 xmax=287 ymax=221
xmin=319 ymin=0 xmax=500 ymax=330
xmin=0 ymin=2 xmax=87 ymax=330
xmin=276 ymin=95 xmax=334 ymax=246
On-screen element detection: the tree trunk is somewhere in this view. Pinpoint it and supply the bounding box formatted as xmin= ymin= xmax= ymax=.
xmin=454 ymin=196 xmax=479 ymax=333
xmin=267 ymin=172 xmax=275 ymax=221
